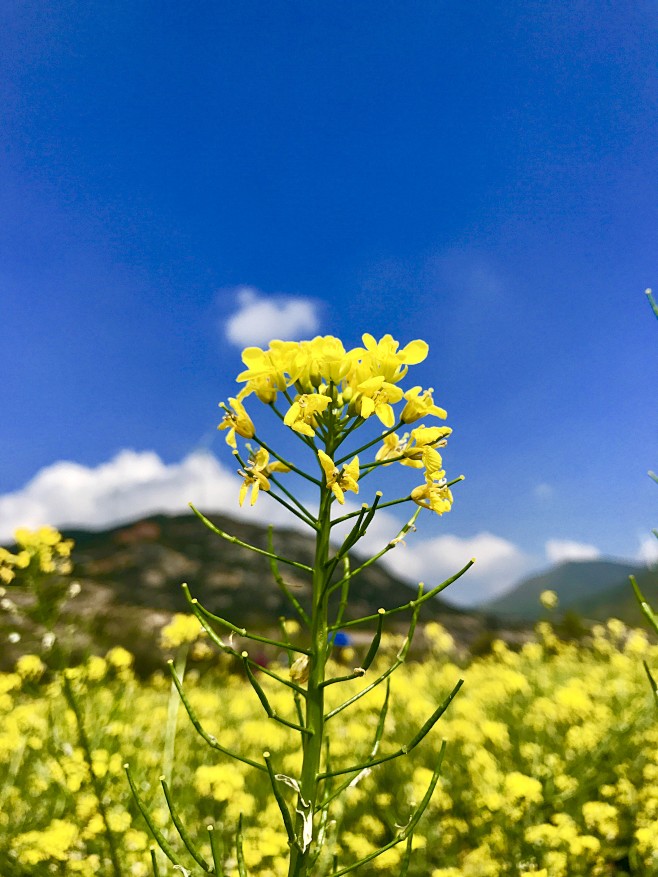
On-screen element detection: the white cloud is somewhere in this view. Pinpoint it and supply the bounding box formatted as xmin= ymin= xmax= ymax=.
xmin=534 ymin=482 xmax=554 ymax=500
xmin=341 ymin=511 xmax=534 ymax=607
xmin=224 ymin=287 xmax=320 ymax=346
xmin=637 ymin=533 xmax=658 ymax=567
xmin=545 ymin=539 xmax=601 ymax=564
xmin=0 ymin=450 xmax=296 ymax=543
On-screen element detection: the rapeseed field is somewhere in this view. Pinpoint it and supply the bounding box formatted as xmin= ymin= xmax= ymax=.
xmin=2 ymin=620 xmax=658 ymax=876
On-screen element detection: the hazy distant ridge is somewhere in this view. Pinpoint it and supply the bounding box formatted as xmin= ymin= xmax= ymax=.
xmin=485 ymin=559 xmax=656 ymax=622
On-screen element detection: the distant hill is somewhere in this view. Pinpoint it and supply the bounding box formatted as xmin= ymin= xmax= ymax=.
xmin=485 ymin=559 xmax=654 ymax=621
xmin=574 ymin=566 xmax=658 ymax=626
xmin=65 ymin=511 xmax=465 ymax=624
xmin=1 ymin=512 xmax=492 ymax=672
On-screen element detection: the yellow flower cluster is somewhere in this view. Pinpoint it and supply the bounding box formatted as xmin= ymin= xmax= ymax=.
xmin=218 ymin=333 xmax=453 ymax=513
xmin=160 ymin=613 xmax=205 ymax=649
xmin=0 ymin=526 xmax=73 ymax=584
xmin=4 ymin=621 xmax=658 ymax=876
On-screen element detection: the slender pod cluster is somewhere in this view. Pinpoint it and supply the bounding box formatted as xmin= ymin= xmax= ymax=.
xmin=129 ymin=333 xmax=471 ymax=876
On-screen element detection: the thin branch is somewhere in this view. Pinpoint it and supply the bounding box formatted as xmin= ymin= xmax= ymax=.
xmin=319 ymin=681 xmax=391 ymax=811
xmin=189 ymin=505 xmax=313 ymax=573
xmin=208 ymin=826 xmax=225 ymax=877
xmin=278 ymin=617 xmax=307 ymax=732
xmin=330 ymin=741 xmax=447 ymax=876
xmin=320 ymin=681 xmax=460 ymax=780
xmin=268 ymin=473 xmax=318 ymax=528
xmin=263 ymin=751 xmax=297 ymax=845
xmin=236 ymin=814 xmax=247 ymax=877
xmin=253 ymin=433 xmax=320 ymax=482
xmin=168 ymin=661 xmax=267 ymax=773
xmin=241 ymin=652 xmax=312 ymax=735
xmin=630 ymin=575 xmax=658 ymax=636
xmin=160 ymin=776 xmax=212 ymax=872
xmin=183 ymin=584 xmax=311 ymax=655
xmin=268 ymin=530 xmax=311 ymax=625
xmin=326 ymin=593 xmax=422 ymax=721
xmin=334 ymin=421 xmax=402 ymax=466
xmin=329 ymin=557 xmax=476 ymax=632
xmin=328 ymin=506 xmax=422 ymax=595
xmin=332 ymin=556 xmax=352 ymax=633
xmin=125 ymin=764 xmax=190 ymax=873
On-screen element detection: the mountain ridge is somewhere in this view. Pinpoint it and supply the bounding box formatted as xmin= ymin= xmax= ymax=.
xmin=485 ymin=557 xmax=657 ymax=622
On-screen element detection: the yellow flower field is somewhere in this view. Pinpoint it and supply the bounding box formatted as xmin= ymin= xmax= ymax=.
xmin=2 ymin=620 xmax=658 ymax=876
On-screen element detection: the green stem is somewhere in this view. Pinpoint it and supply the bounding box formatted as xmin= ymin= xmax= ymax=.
xmin=646 ymin=287 xmax=658 ymax=320
xmin=329 ymin=557 xmax=476 ymax=631
xmin=254 ymin=434 xmax=320 ymax=482
xmin=287 ymin=489 xmax=333 ymax=877
xmin=334 ymin=421 xmax=401 ymax=465
xmin=183 ymin=586 xmax=311 ymax=654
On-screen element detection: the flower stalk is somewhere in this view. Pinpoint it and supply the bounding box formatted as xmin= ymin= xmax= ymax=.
xmin=131 ymin=332 xmax=469 ymax=875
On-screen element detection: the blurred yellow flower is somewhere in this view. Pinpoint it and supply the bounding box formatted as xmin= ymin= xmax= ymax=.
xmin=160 ymin=613 xmax=204 ymax=649
xmin=16 ymin=654 xmax=45 ymax=680
xmin=539 ymin=589 xmax=559 ymax=610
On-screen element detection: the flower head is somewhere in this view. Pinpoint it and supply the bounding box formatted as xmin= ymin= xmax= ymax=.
xmin=539 ymin=590 xmax=559 ymax=610
xmin=354 ymin=333 xmax=428 ymax=384
xmin=401 ymin=386 xmax=447 ymax=423
xmin=1 ymin=527 xmax=74 ymax=580
xmin=238 ymin=448 xmax=289 ymax=507
xmin=410 ymin=474 xmax=453 ymax=516
xmin=288 ymin=336 xmax=353 ymax=391
xmin=236 ymin=341 xmax=297 ymax=402
xmin=354 ymin=376 xmax=404 ymax=427
xmin=318 ymin=451 xmax=359 ymax=504
xmin=283 ymin=393 xmax=331 ymax=437
xmin=402 ymin=424 xmax=452 ymax=475
xmin=375 ymin=432 xmax=409 ymax=465
xmin=218 ymin=398 xmax=255 ymax=448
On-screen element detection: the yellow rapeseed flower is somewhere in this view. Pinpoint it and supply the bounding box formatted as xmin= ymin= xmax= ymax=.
xmin=375 ymin=431 xmax=409 ymax=465
xmin=283 ymin=392 xmax=331 ymax=437
xmin=355 ymin=333 xmax=429 ymax=384
xmin=287 ymin=335 xmax=352 ymax=390
xmin=402 ymin=424 xmax=452 ymax=476
xmin=238 ymin=448 xmax=289 ymax=507
xmin=318 ymin=451 xmax=359 ymax=504
xmin=16 ymin=654 xmax=45 ymax=680
xmin=354 ymin=375 xmax=404 ymax=427
xmin=160 ymin=613 xmax=204 ymax=649
xmin=539 ymin=589 xmax=559 ymax=610
xmin=411 ymin=474 xmax=453 ymax=515
xmin=218 ymin=397 xmax=255 ymax=448
xmin=236 ymin=341 xmax=297 ymax=402
xmin=401 ymin=386 xmax=447 ymax=423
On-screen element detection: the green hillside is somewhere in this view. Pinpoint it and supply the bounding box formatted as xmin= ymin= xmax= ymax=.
xmin=485 ymin=559 xmax=647 ymax=620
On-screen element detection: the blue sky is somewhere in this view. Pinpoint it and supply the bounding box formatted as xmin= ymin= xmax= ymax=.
xmin=2 ymin=1 xmax=657 ymax=605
